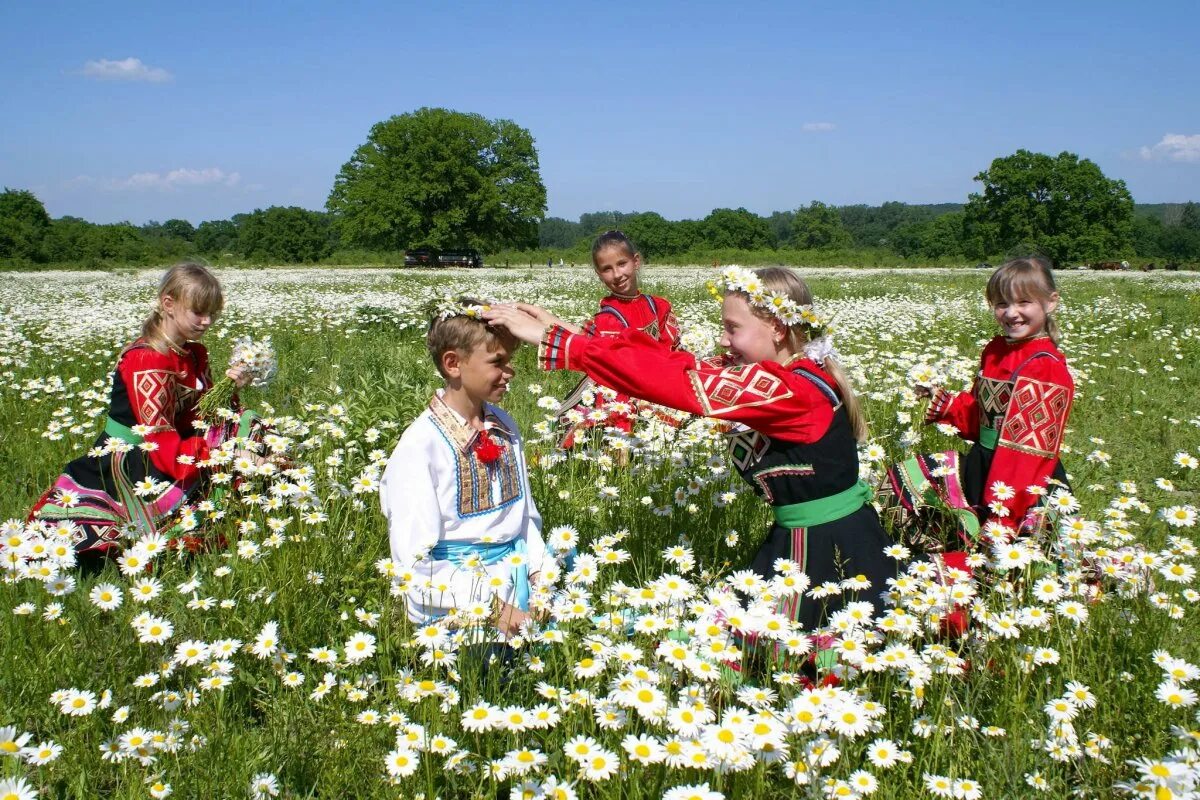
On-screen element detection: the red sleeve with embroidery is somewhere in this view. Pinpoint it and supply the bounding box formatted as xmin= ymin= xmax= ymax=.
xmin=982 ymin=355 xmax=1074 ymax=530
xmin=540 ymin=325 xmax=834 ymax=443
xmin=118 ymin=348 xmax=209 ymax=482
xmin=926 ymin=383 xmax=980 ymax=441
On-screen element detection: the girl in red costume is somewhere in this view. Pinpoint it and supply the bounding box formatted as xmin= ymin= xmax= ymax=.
xmin=489 ymin=267 xmax=896 ymax=632
xmin=885 ymin=257 xmax=1074 ymax=565
xmin=30 ymin=263 xmax=254 ymax=559
xmin=554 ymin=230 xmax=680 ymax=448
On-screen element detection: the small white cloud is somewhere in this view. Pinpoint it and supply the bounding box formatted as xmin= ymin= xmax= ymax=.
xmin=1139 ymin=133 xmax=1200 ymax=163
xmin=801 ymin=122 xmax=836 ymax=133
xmin=66 ymin=168 xmax=241 ymax=191
xmin=81 ymin=57 xmax=172 ymax=83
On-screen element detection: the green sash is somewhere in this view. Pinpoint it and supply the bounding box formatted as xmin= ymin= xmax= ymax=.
xmin=772 ymin=480 xmax=873 ymax=529
xmin=979 ymin=425 xmax=999 ymax=450
xmin=104 ymin=417 xmax=144 ymax=445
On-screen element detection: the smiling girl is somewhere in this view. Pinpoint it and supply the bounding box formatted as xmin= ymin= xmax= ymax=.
xmin=554 ymin=230 xmax=680 ymax=448
xmin=488 ymin=266 xmax=896 ymax=633
xmin=885 ymin=256 xmax=1075 ymax=551
xmin=29 ymin=263 xmax=253 ymax=561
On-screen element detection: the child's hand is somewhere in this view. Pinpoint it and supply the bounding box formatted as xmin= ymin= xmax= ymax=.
xmin=495 ymin=600 xmax=530 ymax=637
xmin=514 ymin=303 xmax=583 ymax=334
xmin=226 ymin=365 xmax=251 ymax=388
xmin=483 ymin=306 xmax=547 ymax=344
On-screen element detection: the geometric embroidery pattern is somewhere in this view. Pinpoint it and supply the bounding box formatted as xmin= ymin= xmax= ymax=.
xmin=752 ymin=463 xmax=815 ymax=504
xmin=976 ymin=375 xmax=1013 ymax=427
xmin=725 ymin=425 xmax=771 ymax=471
xmin=998 ymin=377 xmax=1071 ymax=458
xmin=133 ymin=369 xmax=174 ymax=428
xmin=689 ymin=364 xmax=792 ymax=416
xmin=427 ymin=395 xmax=522 ymax=518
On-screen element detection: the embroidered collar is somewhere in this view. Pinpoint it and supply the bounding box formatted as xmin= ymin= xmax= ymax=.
xmin=428 ymin=391 xmax=513 ymax=454
xmin=607 ymin=290 xmax=643 ymax=301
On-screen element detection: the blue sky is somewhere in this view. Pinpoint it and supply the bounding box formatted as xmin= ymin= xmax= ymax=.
xmin=2 ymin=0 xmax=1197 ymax=225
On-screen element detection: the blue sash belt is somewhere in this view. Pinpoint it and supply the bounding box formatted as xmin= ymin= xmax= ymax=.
xmin=430 ymin=538 xmax=530 ymax=611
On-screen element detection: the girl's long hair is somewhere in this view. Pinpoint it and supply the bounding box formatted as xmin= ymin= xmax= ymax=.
xmin=141 ymin=262 xmax=225 ymax=353
xmin=747 ymin=267 xmax=868 ymax=442
xmin=986 ymin=256 xmax=1062 ymax=344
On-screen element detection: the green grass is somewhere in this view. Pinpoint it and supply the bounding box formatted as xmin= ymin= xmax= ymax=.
xmin=1 ymin=267 xmax=1199 ymax=798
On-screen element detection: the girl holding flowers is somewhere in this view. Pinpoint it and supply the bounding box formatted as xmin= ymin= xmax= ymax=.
xmin=487 ymin=266 xmax=896 ymax=632
xmin=29 ymin=262 xmax=270 ymax=560
xmin=884 ymin=256 xmax=1074 ymax=556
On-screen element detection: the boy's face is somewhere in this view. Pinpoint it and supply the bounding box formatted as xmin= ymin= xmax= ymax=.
xmin=593 ymin=245 xmax=640 ymax=296
xmin=447 ymin=341 xmax=515 ymax=405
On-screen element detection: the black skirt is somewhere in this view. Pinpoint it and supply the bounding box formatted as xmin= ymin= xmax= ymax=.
xmin=748 ymin=504 xmax=898 ymax=632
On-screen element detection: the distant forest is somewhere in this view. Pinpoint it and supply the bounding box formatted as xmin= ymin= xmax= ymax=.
xmin=2 ymin=189 xmax=1198 ymax=270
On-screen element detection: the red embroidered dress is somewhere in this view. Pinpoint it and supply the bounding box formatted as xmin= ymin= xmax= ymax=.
xmin=541 ymin=326 xmax=896 ymax=630
xmin=30 ymin=338 xmax=252 ymax=555
xmin=886 ymin=334 xmax=1074 ymax=543
xmin=558 ymin=293 xmax=681 ymax=447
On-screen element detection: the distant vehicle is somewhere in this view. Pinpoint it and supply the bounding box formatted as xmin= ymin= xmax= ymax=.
xmin=403 ymin=248 xmax=437 ymax=268
xmin=402 ymin=248 xmax=484 ymax=269
xmin=437 ymin=250 xmax=484 ymax=269
xmin=974 ymin=262 xmax=991 ymax=270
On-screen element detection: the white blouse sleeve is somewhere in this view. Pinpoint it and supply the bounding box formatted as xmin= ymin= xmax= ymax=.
xmin=381 ymin=427 xmax=488 ymax=615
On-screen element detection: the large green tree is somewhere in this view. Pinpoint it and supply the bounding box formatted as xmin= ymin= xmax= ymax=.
xmin=0 ymin=188 xmax=52 ymax=262
xmin=963 ymin=149 xmax=1134 ymax=265
xmin=327 ymin=108 xmax=546 ymax=252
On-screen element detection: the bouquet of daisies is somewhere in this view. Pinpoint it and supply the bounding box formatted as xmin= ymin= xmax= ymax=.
xmin=197 ymin=335 xmax=278 ymax=418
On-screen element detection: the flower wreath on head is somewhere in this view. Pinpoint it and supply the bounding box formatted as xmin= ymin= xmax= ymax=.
xmin=708 ymin=265 xmax=839 ymax=365
xmin=432 ymin=296 xmax=494 ymax=322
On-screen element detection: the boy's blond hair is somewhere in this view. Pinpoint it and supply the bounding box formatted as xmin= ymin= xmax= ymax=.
xmin=426 ymin=298 xmax=518 ymax=379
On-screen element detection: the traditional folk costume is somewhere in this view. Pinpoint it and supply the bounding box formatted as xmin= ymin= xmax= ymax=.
xmin=380 ymin=392 xmax=547 ymax=626
xmin=29 ymin=338 xmax=256 ymax=556
xmin=557 ymin=292 xmax=681 ymax=448
xmin=540 ymin=326 xmax=895 ymax=631
xmin=884 ymin=334 xmax=1074 ymax=551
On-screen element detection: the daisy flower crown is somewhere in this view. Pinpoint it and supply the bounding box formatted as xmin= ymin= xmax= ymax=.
xmin=432 ymin=296 xmax=494 ymax=322
xmin=708 ymin=266 xmax=831 ymax=335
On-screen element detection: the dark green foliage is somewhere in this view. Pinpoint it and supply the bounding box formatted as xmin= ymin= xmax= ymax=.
xmin=700 ymin=207 xmax=772 ymax=250
xmin=326 ymin=107 xmax=547 ymax=253
xmin=538 ymin=217 xmax=582 ymax=248
xmin=891 ymin=212 xmax=966 ymax=259
xmin=0 ymin=188 xmax=52 ymax=261
xmin=195 ymin=220 xmax=240 ymax=255
xmin=790 ymin=201 xmax=854 ymax=249
xmin=1181 ymin=202 xmax=1200 ymax=232
xmin=1130 ymin=215 xmax=1165 ymax=258
xmin=237 ymin=206 xmax=335 ymax=263
xmin=963 ymin=149 xmax=1135 ymax=265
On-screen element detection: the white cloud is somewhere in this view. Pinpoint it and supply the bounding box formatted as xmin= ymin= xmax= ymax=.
xmin=801 ymin=122 xmax=837 ymax=133
xmin=81 ymin=57 xmax=172 ymax=83
xmin=1139 ymin=133 xmax=1200 ymax=163
xmin=63 ymin=168 xmax=241 ymax=192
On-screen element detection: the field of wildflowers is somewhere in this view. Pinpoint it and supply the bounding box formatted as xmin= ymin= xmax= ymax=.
xmin=2 ymin=266 xmax=1199 ymax=799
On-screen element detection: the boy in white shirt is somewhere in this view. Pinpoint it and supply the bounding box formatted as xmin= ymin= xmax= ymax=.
xmin=381 ymin=298 xmax=547 ymax=637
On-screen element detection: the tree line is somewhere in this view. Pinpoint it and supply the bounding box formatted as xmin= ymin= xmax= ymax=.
xmin=2 ymin=107 xmax=1199 ymax=268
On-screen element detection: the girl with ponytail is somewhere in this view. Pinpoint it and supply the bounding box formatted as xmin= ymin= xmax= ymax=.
xmin=30 ymin=262 xmax=255 ymax=562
